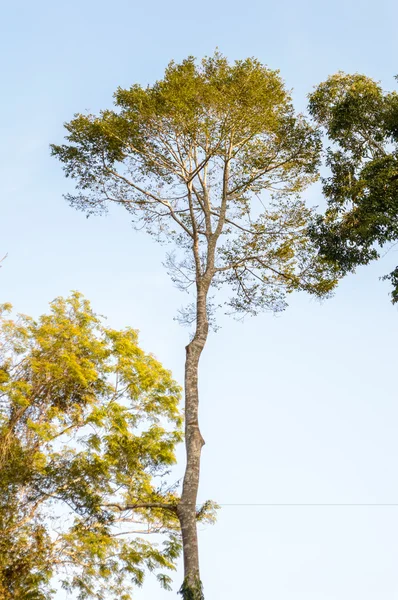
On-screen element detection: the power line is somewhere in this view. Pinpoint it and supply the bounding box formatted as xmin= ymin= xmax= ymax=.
xmin=200 ymin=503 xmax=398 ymax=507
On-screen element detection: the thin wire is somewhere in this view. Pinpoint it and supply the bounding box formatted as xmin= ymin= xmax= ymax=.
xmin=199 ymin=503 xmax=398 ymax=507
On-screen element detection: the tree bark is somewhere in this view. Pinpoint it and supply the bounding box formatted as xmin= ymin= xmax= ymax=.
xmin=177 ymin=284 xmax=209 ymax=598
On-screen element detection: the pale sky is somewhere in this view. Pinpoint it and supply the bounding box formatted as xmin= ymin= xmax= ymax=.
xmin=2 ymin=0 xmax=398 ymax=598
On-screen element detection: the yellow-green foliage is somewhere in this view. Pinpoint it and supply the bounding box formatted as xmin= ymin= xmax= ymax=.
xmin=51 ymin=52 xmax=339 ymax=317
xmin=0 ymin=293 xmax=182 ymax=599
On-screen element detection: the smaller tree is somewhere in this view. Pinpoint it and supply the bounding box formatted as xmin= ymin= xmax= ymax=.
xmin=308 ymin=72 xmax=398 ymax=301
xmin=0 ymin=293 xmax=185 ymax=600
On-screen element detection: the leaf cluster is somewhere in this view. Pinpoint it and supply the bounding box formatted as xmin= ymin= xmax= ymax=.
xmin=0 ymin=293 xmax=183 ymax=599
xmin=308 ymin=72 xmax=398 ymax=301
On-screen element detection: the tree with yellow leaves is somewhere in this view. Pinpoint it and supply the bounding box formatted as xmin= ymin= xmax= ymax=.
xmin=0 ymin=293 xmax=186 ymax=600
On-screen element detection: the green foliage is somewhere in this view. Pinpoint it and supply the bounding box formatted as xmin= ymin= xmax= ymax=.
xmin=178 ymin=576 xmax=204 ymax=600
xmin=51 ymin=52 xmax=338 ymax=317
xmin=308 ymin=72 xmax=398 ymax=301
xmin=0 ymin=293 xmax=182 ymax=599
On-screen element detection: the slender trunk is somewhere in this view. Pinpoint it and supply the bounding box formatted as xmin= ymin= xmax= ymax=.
xmin=177 ymin=284 xmax=209 ymax=599
xmin=177 ymin=156 xmax=225 ymax=597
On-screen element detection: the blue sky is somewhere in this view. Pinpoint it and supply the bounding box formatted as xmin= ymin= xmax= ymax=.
xmin=2 ymin=0 xmax=398 ymax=598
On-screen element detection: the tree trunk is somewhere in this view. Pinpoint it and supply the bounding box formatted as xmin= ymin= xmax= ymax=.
xmin=177 ymin=285 xmax=209 ymax=599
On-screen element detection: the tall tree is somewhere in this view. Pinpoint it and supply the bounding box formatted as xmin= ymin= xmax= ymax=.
xmin=52 ymin=53 xmax=338 ymax=598
xmin=308 ymin=72 xmax=398 ymax=301
xmin=0 ymin=293 xmax=185 ymax=600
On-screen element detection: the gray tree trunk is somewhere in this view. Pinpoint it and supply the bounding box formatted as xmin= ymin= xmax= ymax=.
xmin=177 ymin=284 xmax=209 ymax=598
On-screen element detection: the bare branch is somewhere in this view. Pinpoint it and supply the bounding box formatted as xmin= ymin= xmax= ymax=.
xmin=103 ymin=502 xmax=178 ymax=514
xmin=104 ymin=167 xmax=194 ymax=238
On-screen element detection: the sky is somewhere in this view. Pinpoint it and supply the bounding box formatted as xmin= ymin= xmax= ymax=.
xmin=2 ymin=0 xmax=398 ymax=598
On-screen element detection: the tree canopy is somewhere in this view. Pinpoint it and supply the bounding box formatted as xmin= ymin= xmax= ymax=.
xmin=52 ymin=53 xmax=338 ymax=316
xmin=308 ymin=72 xmax=398 ymax=301
xmin=0 ymin=293 xmax=183 ymax=600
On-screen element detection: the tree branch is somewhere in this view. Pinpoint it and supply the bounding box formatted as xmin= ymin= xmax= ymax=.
xmin=104 ymin=167 xmax=194 ymax=238
xmin=103 ymin=502 xmax=178 ymax=515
